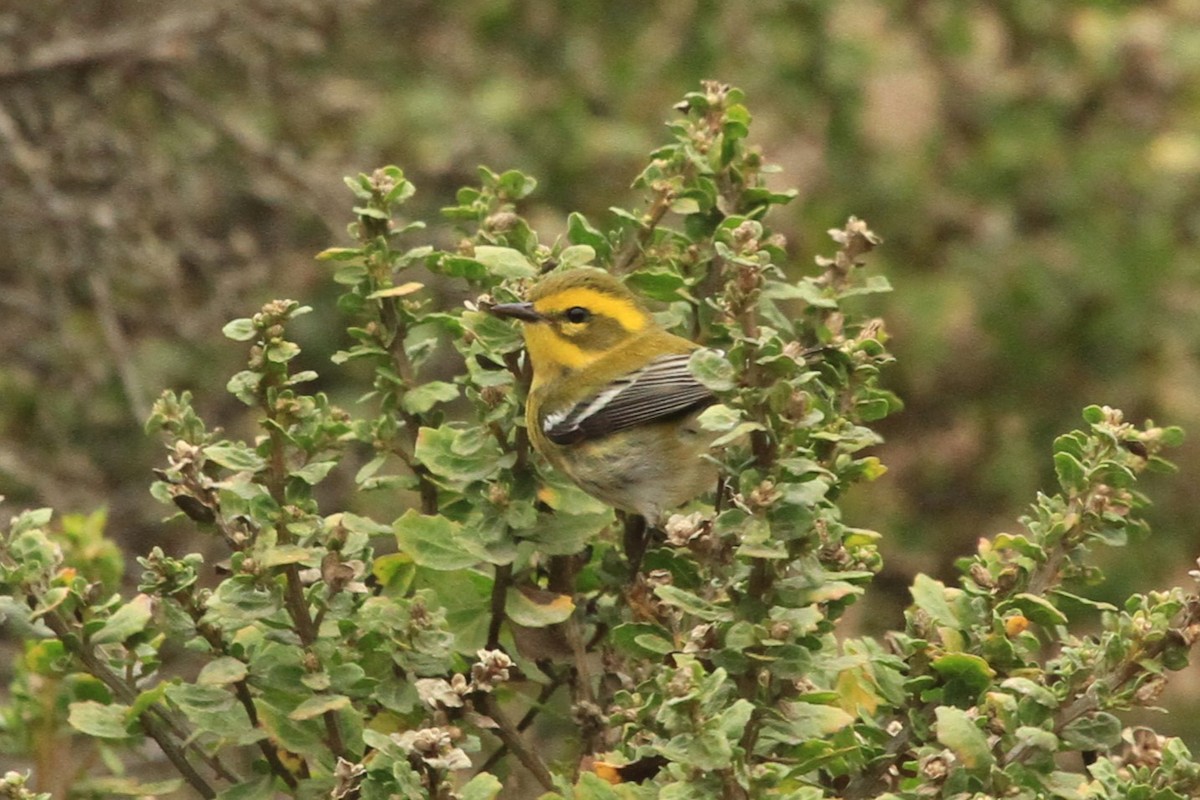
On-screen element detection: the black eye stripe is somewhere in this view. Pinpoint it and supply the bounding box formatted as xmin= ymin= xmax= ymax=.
xmin=565 ymin=306 xmax=591 ymax=323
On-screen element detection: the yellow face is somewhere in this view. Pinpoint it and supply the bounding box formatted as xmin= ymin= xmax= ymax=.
xmin=522 ymin=285 xmax=648 ymax=380
xmin=489 ymin=268 xmax=656 ymax=387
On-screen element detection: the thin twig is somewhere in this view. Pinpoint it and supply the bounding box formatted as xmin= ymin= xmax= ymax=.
xmin=0 ymin=11 xmax=222 ymax=80
xmin=842 ymin=723 xmax=912 ymax=799
xmin=474 ymin=670 xmax=568 ymax=777
xmin=40 ymin=611 xmax=224 ymax=798
xmin=150 ymin=73 xmax=341 ymax=230
xmin=476 ymin=693 xmax=555 ymax=791
xmin=487 ymin=563 xmax=513 ymax=650
xmin=87 ymin=271 xmax=149 ymax=423
xmin=613 ymin=188 xmax=673 ymax=274
xmin=171 ymin=587 xmax=300 ymax=789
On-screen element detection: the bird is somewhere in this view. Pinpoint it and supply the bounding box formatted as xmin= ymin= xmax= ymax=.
xmin=489 ymin=267 xmax=718 ymax=529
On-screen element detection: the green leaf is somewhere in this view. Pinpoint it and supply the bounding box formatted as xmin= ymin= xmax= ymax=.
xmin=415 ymin=425 xmax=513 ymax=485
xmin=625 ymin=268 xmax=688 ymax=302
xmin=394 ymin=509 xmax=480 ymax=570
xmin=222 ymin=318 xmax=257 ymax=341
xmin=264 ymin=340 xmax=300 ymax=364
xmin=696 ymin=403 xmax=742 ymax=432
xmin=290 ymin=460 xmax=338 ymax=485
xmin=611 ymin=622 xmax=675 ymax=658
xmin=204 ymin=442 xmax=267 ymax=472
xmin=213 ymin=777 xmax=276 ymax=800
xmin=372 ymin=552 xmax=416 ymax=593
xmin=10 ymin=507 xmax=52 ymax=535
xmin=203 ymin=576 xmax=281 ymax=625
xmin=288 ymin=694 xmax=351 ymax=721
xmin=458 ymin=773 xmax=503 ymax=800
xmin=68 ymin=700 xmax=133 ymax=739
xmin=420 ymin=572 xmax=491 ymax=655
xmin=401 ymin=381 xmax=459 ymax=414
xmin=1160 ymin=425 xmax=1185 ymax=447
xmin=780 ymin=701 xmax=854 ymax=738
xmin=258 ymin=544 xmax=318 ymax=568
xmin=573 ymin=772 xmax=622 ymax=800
xmin=1053 ymin=451 xmax=1087 ymax=490
xmin=931 ymin=653 xmax=995 ymax=707
xmin=1001 ymin=676 xmax=1058 ymax=708
xmin=1002 ymin=593 xmax=1069 ymax=627
xmin=670 ymin=196 xmax=701 ymax=215
xmin=1049 ymin=590 xmax=1117 ymax=613
xmin=1014 ymin=725 xmax=1059 ymax=754
xmin=91 ymin=594 xmax=153 ymax=645
xmin=473 ymin=245 xmax=538 ymax=278
xmin=763 ymin=278 xmax=837 ymax=308
xmin=496 ymin=169 xmax=537 ymax=199
xmin=910 ymin=574 xmax=959 ymax=628
xmin=567 ymin=212 xmax=611 ymax=261
xmin=935 ymin=705 xmax=994 ymax=770
xmin=505 ymin=588 xmax=575 ymax=627
xmin=558 ymin=244 xmax=596 ymax=268
xmin=438 ymin=255 xmax=489 ymax=281
xmin=314 ymin=247 xmax=362 ymax=262
xmin=1061 ymin=712 xmax=1122 ymax=751
xmin=655 ymin=585 xmax=732 ymax=622
xmin=197 ymin=657 xmax=248 ymax=686
xmin=86 ymin=777 xmax=186 ymax=797
xmin=1081 ymin=405 xmax=1105 ymax=424
xmin=689 ymin=348 xmax=735 ymax=391
xmin=226 ymin=370 xmax=261 ymax=404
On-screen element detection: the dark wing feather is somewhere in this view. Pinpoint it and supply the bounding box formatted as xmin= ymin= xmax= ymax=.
xmin=543 ymin=352 xmax=716 ymax=445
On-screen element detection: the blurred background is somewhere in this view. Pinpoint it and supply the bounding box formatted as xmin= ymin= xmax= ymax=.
xmin=2 ymin=0 xmax=1199 ymax=742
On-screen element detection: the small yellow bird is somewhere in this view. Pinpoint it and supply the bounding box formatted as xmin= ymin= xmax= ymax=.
xmin=489 ymin=268 xmax=717 ymax=526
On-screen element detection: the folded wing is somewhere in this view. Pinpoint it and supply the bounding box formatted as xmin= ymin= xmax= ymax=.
xmin=543 ymin=352 xmax=716 ymax=445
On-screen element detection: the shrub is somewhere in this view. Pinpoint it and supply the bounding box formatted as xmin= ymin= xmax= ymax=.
xmin=1 ymin=83 xmax=1197 ymax=800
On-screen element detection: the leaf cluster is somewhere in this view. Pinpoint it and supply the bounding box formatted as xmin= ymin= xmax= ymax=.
xmin=0 ymin=84 xmax=1197 ymax=800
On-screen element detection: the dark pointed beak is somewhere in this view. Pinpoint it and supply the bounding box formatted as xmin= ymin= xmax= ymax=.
xmin=489 ymin=301 xmax=544 ymax=323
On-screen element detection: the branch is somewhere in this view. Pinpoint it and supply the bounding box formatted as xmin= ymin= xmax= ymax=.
xmin=1003 ymin=599 xmax=1200 ymax=766
xmin=476 ymin=693 xmax=555 ymax=791
xmin=474 ymin=670 xmax=568 ymax=777
xmin=87 ymin=271 xmax=150 ymax=423
xmin=40 ymin=610 xmax=226 ymax=798
xmin=486 ymin=563 xmax=513 ymax=651
xmin=0 ymin=11 xmax=221 ymax=80
xmin=171 ymin=588 xmax=299 ymax=789
xmin=613 ymin=186 xmax=673 ymax=274
xmin=149 ymin=73 xmax=341 ymax=230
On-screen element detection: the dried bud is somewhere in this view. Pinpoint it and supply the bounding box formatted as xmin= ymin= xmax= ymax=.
xmin=666 ymin=668 xmax=694 ymax=697
xmin=748 ymin=480 xmax=781 ymax=510
xmin=470 ymin=649 xmax=513 ymax=692
xmin=969 ymin=563 xmax=995 ymax=590
xmin=919 ymin=751 xmax=952 ymax=782
xmin=664 ymin=512 xmax=708 ymax=547
xmin=416 ymin=677 xmax=467 ymax=709
xmin=485 ymin=211 xmax=519 ymax=232
xmin=645 ymin=569 xmax=673 ymax=589
xmin=391 ymin=727 xmax=471 ymax=771
xmin=682 ymin=623 xmax=717 ymax=653
xmin=1134 ymin=675 xmax=1167 ymax=706
xmin=1122 ymin=726 xmax=1164 ymax=769
xmin=370 ymin=167 xmax=396 ymax=195
xmin=480 ymin=385 xmax=506 ymax=408
xmin=487 ymin=482 xmax=510 ymax=506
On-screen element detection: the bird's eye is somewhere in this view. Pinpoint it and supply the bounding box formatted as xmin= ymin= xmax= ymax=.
xmin=565 ymin=306 xmax=591 ymax=323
